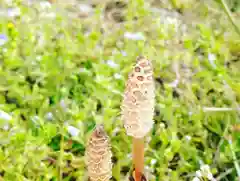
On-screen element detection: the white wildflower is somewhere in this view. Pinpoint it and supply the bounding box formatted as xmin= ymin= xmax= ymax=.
xmin=79 ymin=68 xmax=88 ymax=73
xmin=0 ymin=110 xmax=12 ymax=121
xmin=169 ymin=79 xmax=179 ymax=88
xmin=150 ymin=159 xmax=157 ymax=165
xmin=3 ymin=124 xmax=9 ymax=130
xmin=201 ymin=164 xmax=210 ymax=170
xmin=208 ymin=53 xmax=216 ymax=62
xmin=31 ymin=116 xmax=40 ymax=126
xmin=112 ymin=127 xmax=120 ymax=136
xmin=207 ymin=173 xmax=214 ymax=180
xmin=0 ymin=34 xmax=8 ymax=46
xmin=196 ymin=170 xmax=202 ymax=178
xmin=39 ymin=1 xmax=52 ymax=9
xmin=78 ymin=4 xmax=93 ymax=16
xmin=8 ymin=7 xmax=21 ymax=17
xmin=208 ymin=53 xmax=216 ymax=68
xmin=165 ymin=16 xmax=178 ymax=25
xmin=192 ymin=177 xmax=200 ymax=181
xmin=124 ymin=32 xmax=145 ymax=41
xmin=41 ymin=12 xmax=56 ymax=19
xmin=67 ymin=125 xmax=80 ymax=137
xmin=36 ymin=56 xmax=42 ymax=61
xmin=45 ymin=112 xmax=53 ymax=121
xmin=121 ymin=51 xmax=127 ymax=56
xmin=185 ymin=135 xmax=192 ymax=141
xmin=60 ymin=99 xmax=67 ymax=110
xmin=194 ymin=164 xmax=216 ymax=181
xmin=160 ymin=123 xmax=165 ymax=129
xmin=114 ymin=73 xmax=122 ymax=79
xmin=201 ymin=164 xmax=214 ymax=179
xmin=4 ymin=0 xmax=13 ymax=5
xmin=106 ymin=60 xmax=119 ymax=68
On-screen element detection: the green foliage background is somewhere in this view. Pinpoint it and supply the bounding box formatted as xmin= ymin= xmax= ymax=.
xmin=0 ymin=0 xmax=240 ymax=180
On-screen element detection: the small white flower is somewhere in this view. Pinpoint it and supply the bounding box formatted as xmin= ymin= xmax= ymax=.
xmin=208 ymin=53 xmax=216 ymax=68
xmin=8 ymin=7 xmax=21 ymax=17
xmin=150 ymin=159 xmax=157 ymax=165
xmin=78 ymin=4 xmax=93 ymax=16
xmin=192 ymin=177 xmax=200 ymax=181
xmin=106 ymin=60 xmax=119 ymax=68
xmin=207 ymin=173 xmax=214 ymax=180
xmin=79 ymin=68 xmax=88 ymax=73
xmin=121 ymin=51 xmax=127 ymax=56
xmin=112 ymin=49 xmax=118 ymax=55
xmin=39 ymin=1 xmax=52 ymax=9
xmin=124 ymin=32 xmax=145 ymax=41
xmin=0 ymin=110 xmax=12 ymax=121
xmin=36 ymin=56 xmax=42 ymax=61
xmin=195 ymin=170 xmax=202 ymax=178
xmin=5 ymin=0 xmax=13 ymax=5
xmin=169 ymin=79 xmax=179 ymax=88
xmin=67 ymin=126 xmax=80 ymax=137
xmin=160 ymin=123 xmax=165 ymax=129
xmin=0 ymin=34 xmax=8 ymax=46
xmin=185 ymin=135 xmax=192 ymax=141
xmin=41 ymin=12 xmax=56 ymax=19
xmin=45 ymin=112 xmax=53 ymax=121
xmin=31 ymin=116 xmax=40 ymax=126
xmin=208 ymin=53 xmax=216 ymax=61
xmin=200 ymin=164 xmax=210 ymax=173
xmin=3 ymin=124 xmax=9 ymax=130
xmin=112 ymin=127 xmax=120 ymax=136
xmin=60 ymin=99 xmax=67 ymax=110
xmin=114 ymin=73 xmax=122 ymax=79
xmin=127 ymin=153 xmax=132 ymax=158
xmin=165 ymin=17 xmax=178 ymax=25
xmin=201 ymin=164 xmax=213 ymax=178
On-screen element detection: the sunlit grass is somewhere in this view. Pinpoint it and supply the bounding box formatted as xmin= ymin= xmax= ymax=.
xmin=0 ymin=0 xmax=239 ymax=180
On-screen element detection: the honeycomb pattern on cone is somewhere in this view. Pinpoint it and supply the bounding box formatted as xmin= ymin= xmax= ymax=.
xmin=121 ymin=56 xmax=155 ymax=138
xmin=85 ymin=125 xmax=112 ymax=181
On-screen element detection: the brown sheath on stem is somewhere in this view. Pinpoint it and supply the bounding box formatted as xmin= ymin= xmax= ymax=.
xmin=129 ymin=169 xmax=147 ymax=181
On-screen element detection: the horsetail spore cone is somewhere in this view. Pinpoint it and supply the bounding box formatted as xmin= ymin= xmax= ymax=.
xmin=85 ymin=124 xmax=112 ymax=181
xmin=121 ymin=56 xmax=155 ymax=181
xmin=121 ymin=56 xmax=155 ymax=138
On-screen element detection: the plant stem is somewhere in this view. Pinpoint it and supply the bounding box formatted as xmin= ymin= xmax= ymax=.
xmin=203 ymin=107 xmax=240 ymax=112
xmin=219 ymin=0 xmax=240 ymax=36
xmin=58 ymin=133 xmax=64 ymax=181
xmin=133 ymin=138 xmax=144 ymax=181
xmin=228 ymin=139 xmax=240 ymax=179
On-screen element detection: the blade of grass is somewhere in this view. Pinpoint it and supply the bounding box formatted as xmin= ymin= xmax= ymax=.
xmin=203 ymin=107 xmax=240 ymax=112
xmin=228 ymin=138 xmax=240 ymax=179
xmin=219 ymin=0 xmax=240 ymax=36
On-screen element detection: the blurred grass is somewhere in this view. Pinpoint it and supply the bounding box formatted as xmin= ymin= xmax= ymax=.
xmin=0 ymin=0 xmax=240 ymax=180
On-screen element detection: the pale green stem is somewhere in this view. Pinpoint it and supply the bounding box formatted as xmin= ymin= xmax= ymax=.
xmin=58 ymin=134 xmax=64 ymax=181
xmin=228 ymin=139 xmax=240 ymax=179
xmin=203 ymin=107 xmax=240 ymax=112
xmin=219 ymin=0 xmax=240 ymax=36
